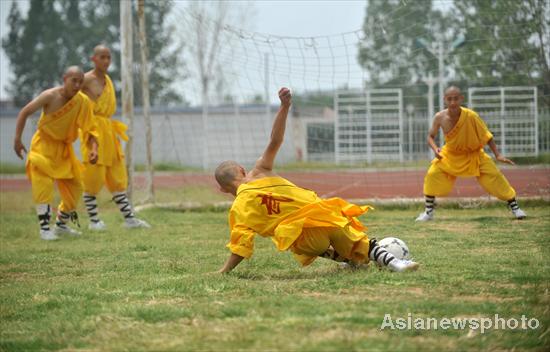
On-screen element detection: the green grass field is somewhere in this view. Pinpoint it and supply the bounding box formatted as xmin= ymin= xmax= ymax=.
xmin=0 ymin=188 xmax=549 ymax=351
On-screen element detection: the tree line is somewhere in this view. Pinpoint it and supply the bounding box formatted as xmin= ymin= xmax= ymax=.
xmin=358 ymin=0 xmax=549 ymax=107
xmin=2 ymin=0 xmax=549 ymax=108
xmin=2 ymin=0 xmax=185 ymax=107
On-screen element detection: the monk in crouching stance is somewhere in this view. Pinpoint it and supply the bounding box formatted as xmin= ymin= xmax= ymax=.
xmin=416 ymin=86 xmax=526 ymax=222
xmin=13 ymin=66 xmax=99 ymax=240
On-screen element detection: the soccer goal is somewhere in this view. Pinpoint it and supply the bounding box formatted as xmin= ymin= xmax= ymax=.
xmin=335 ymin=89 xmax=404 ymax=164
xmin=468 ymin=87 xmax=539 ymax=157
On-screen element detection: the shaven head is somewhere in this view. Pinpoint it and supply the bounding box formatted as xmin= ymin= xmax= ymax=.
xmin=443 ymin=85 xmax=464 ymax=110
xmin=93 ymin=44 xmax=110 ymax=56
xmin=444 ymin=85 xmax=462 ymax=96
xmin=62 ymin=66 xmax=84 ymax=97
xmin=215 ymin=160 xmax=244 ymax=193
xmin=91 ymin=44 xmax=112 ymax=73
xmin=63 ymin=65 xmax=84 ymax=78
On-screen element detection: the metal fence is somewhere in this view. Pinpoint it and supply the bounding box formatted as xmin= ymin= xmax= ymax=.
xmin=313 ymin=86 xmax=546 ymax=164
xmin=0 ymin=106 xmax=296 ymax=168
xmin=469 ymin=87 xmax=538 ymax=157
xmin=1 ymin=105 xmax=548 ymax=168
xmin=335 ymin=89 xmax=404 ymax=164
xmin=304 ymin=109 xmax=550 ymax=163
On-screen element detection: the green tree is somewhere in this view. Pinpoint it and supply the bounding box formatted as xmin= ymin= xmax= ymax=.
xmin=453 ymin=0 xmax=550 ymax=107
xmin=2 ymin=1 xmax=65 ymax=106
xmin=2 ymin=1 xmax=24 ymax=105
xmin=134 ymin=0 xmax=186 ymax=106
xmin=2 ymin=0 xmax=186 ymax=107
xmin=357 ymin=0 xmax=454 ymax=108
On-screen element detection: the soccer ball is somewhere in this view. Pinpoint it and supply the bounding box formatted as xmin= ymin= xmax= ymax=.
xmin=378 ymin=237 xmax=410 ymax=260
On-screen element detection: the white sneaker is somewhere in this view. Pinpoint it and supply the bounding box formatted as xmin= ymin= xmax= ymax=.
xmin=124 ymin=218 xmax=151 ymax=229
xmin=388 ymin=259 xmax=420 ymax=272
xmin=512 ymin=208 xmax=527 ymax=219
xmin=40 ymin=229 xmax=59 ymax=241
xmin=88 ymin=220 xmax=107 ymax=231
xmin=54 ymin=225 xmax=82 ymax=236
xmin=415 ymin=211 xmax=434 ymax=222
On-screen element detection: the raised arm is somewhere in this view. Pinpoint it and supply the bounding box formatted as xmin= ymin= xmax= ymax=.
xmin=427 ymin=113 xmax=443 ymax=159
xmin=13 ymin=91 xmax=53 ymax=159
xmin=253 ymin=87 xmax=292 ymax=173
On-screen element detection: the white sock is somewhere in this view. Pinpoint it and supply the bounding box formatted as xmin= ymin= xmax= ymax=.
xmin=368 ymin=239 xmax=396 ymax=266
xmin=56 ymin=210 xmax=80 ymax=228
xmin=425 ymin=195 xmax=435 ymax=214
xmin=112 ymin=191 xmax=135 ymax=219
xmin=83 ymin=193 xmax=100 ymax=223
xmin=508 ymin=198 xmax=519 ymax=211
xmin=36 ymin=204 xmax=51 ymax=231
xmin=56 ymin=210 xmax=70 ymax=228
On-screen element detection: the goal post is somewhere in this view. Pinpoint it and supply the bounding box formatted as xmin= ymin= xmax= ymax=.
xmin=335 ymin=88 xmax=404 ymax=164
xmin=468 ymin=86 xmax=538 ymax=157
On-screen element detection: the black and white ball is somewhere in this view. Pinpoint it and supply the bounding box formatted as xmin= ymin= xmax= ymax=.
xmin=378 ymin=237 xmax=410 ymax=260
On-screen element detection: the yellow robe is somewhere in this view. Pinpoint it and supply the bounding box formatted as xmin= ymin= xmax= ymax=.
xmin=26 ymin=91 xmax=97 ymax=181
xmin=433 ymin=107 xmax=493 ymax=177
xmin=81 ymin=74 xmax=128 ymax=166
xmin=424 ymin=107 xmax=515 ymax=200
xmin=227 ymin=176 xmax=372 ymax=259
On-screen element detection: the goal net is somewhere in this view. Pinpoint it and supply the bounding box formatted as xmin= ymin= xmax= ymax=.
xmin=127 ymin=1 xmax=549 ymax=205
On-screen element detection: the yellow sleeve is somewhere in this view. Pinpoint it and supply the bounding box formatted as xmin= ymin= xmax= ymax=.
xmin=77 ymin=95 xmax=99 ymax=143
xmin=226 ymin=224 xmax=255 ymax=259
xmin=473 ymin=112 xmax=493 ymax=146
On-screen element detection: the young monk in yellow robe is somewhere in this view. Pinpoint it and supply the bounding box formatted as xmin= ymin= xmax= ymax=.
xmin=415 ymin=86 xmax=526 ymax=222
xmin=80 ymin=45 xmax=150 ymax=230
xmin=215 ymin=88 xmax=419 ymax=274
xmin=13 ymin=66 xmax=99 ymax=240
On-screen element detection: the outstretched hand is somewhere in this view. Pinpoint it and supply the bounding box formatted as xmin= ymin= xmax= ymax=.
xmin=496 ymin=154 xmax=515 ymax=165
xmin=279 ymin=87 xmax=291 ymax=107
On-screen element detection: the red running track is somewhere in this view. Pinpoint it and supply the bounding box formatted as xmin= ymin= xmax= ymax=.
xmin=2 ymin=167 xmax=549 ymax=199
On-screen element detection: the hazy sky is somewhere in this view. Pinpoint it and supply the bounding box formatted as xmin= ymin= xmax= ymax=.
xmin=0 ymin=0 xmax=367 ymax=102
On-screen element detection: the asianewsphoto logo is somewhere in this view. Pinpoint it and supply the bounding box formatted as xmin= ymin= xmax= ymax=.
xmin=380 ymin=314 xmax=540 ymax=334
